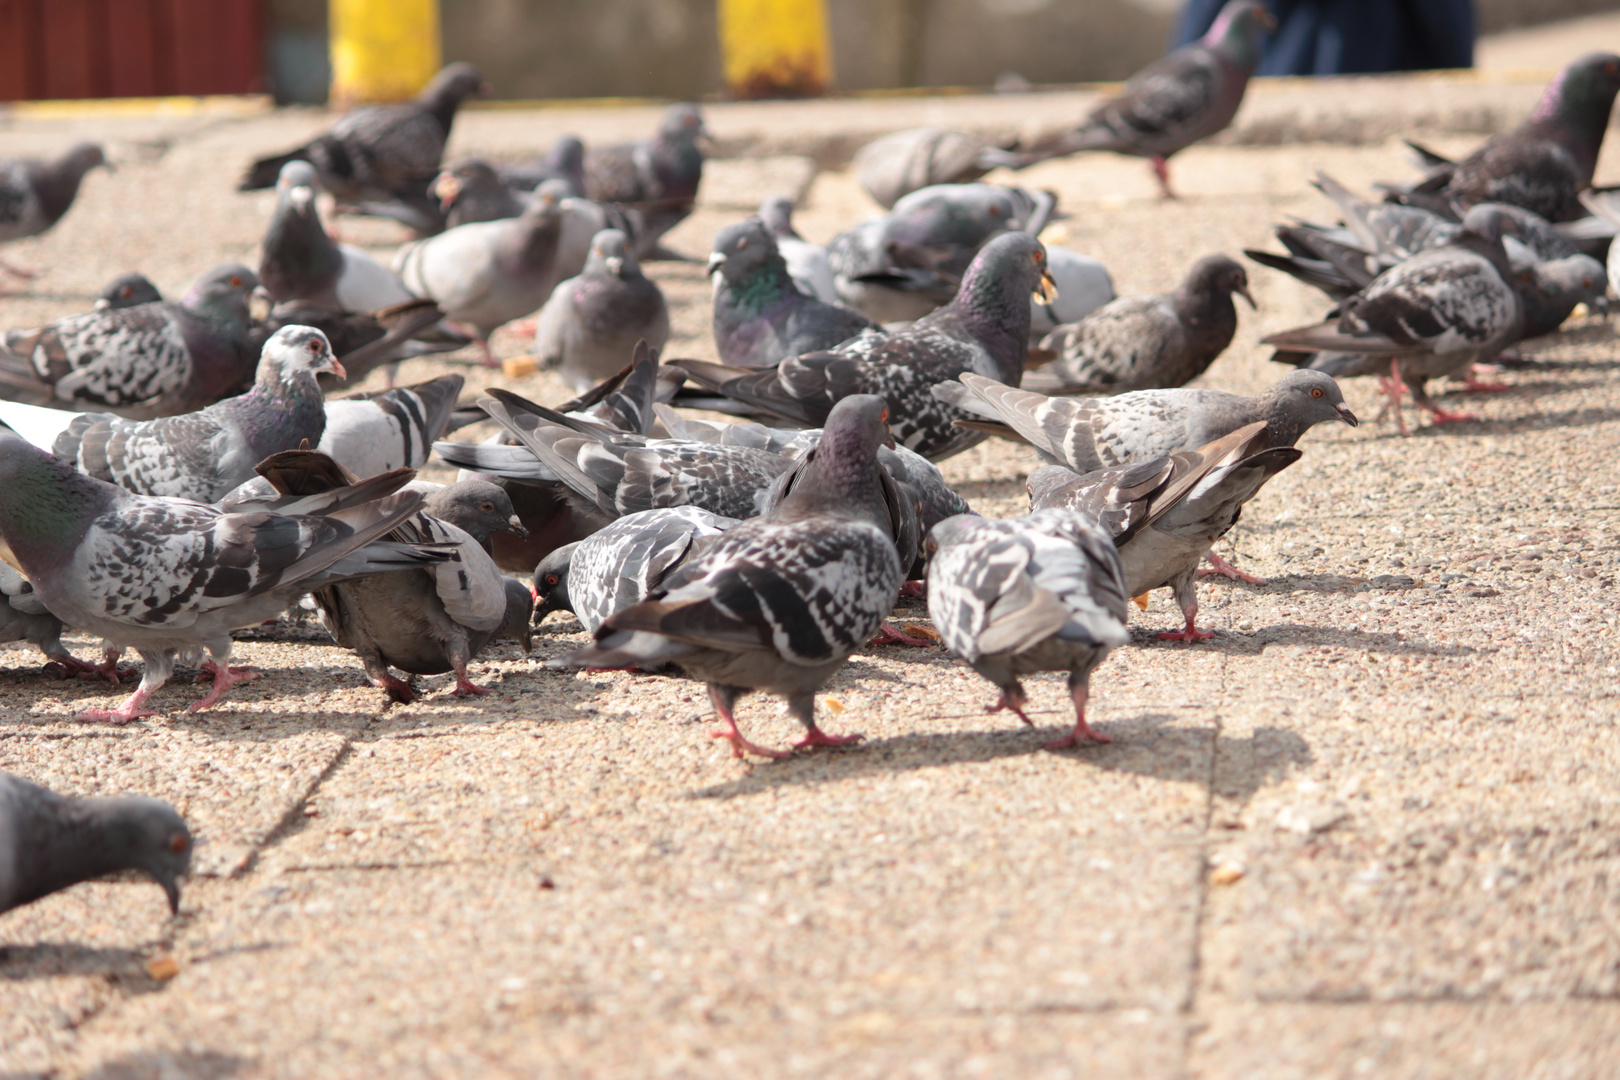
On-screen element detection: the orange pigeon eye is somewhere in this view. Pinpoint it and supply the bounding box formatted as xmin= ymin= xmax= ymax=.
xmin=168 ymin=833 xmax=189 ymax=854
xmin=480 ymin=502 xmax=495 ymax=513
xmin=230 ymin=275 xmax=243 ymax=287
xmin=880 ymin=408 xmax=889 ymax=422
xmin=545 ymin=574 xmax=559 ymax=586
xmin=1311 ymin=388 xmax=1324 ymax=399
xmin=737 ymin=238 xmax=748 ymax=250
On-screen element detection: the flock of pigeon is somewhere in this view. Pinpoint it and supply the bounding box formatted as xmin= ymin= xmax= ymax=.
xmin=3 ymin=0 xmax=1619 ymax=919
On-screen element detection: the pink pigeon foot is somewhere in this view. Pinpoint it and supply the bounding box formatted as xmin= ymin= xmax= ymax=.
xmin=1461 ymin=367 xmax=1512 ymax=393
xmin=75 ymin=686 xmax=158 ymax=725
xmin=1150 ymin=156 xmax=1177 ymax=199
xmin=189 ymin=662 xmax=259 ymax=712
xmin=1044 ymin=683 xmax=1113 ymax=750
xmin=1379 ymin=362 xmax=1411 ymax=436
xmin=1422 ymin=405 xmax=1479 ymax=424
xmin=1198 ymin=550 xmax=1267 ymax=585
xmin=792 ymin=724 xmax=863 ymax=752
xmin=1157 ymin=613 xmax=1214 ymax=642
xmin=870 ymin=621 xmax=933 ymax=647
xmin=898 ymin=580 xmax=928 ymax=600
xmin=452 ymin=674 xmax=491 ymax=697
xmin=376 ymin=674 xmax=416 ymax=704
xmin=708 ymin=685 xmax=790 ymax=760
xmin=989 ymin=688 xmax=1035 ymax=727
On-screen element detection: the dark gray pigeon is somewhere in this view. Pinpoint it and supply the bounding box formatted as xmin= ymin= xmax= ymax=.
xmin=259 ymin=161 xmax=416 ymax=313
xmin=1032 ymin=253 xmax=1253 ymax=394
xmin=1019 ymin=0 xmax=1274 ymax=198
xmin=757 ymin=195 xmax=838 ymax=303
xmin=583 ymin=103 xmax=708 ymax=255
xmin=501 ymin=135 xmax=587 ymax=197
xmin=707 ymin=216 xmax=880 ymax=369
xmin=556 ymin=395 xmax=907 ymax=759
xmin=96 ymin=272 xmax=163 ymax=311
xmin=1 ymin=771 xmax=191 ymax=915
xmin=0 ymin=432 xmax=451 ymax=722
xmin=433 ymin=159 xmax=527 ymax=229
xmin=927 ymin=507 xmax=1129 ymax=748
xmin=676 ymin=231 xmax=1057 ymax=462
xmin=51 ymin=326 xmax=343 ymax=504
xmin=0 ymin=264 xmax=262 ymax=420
xmin=1027 ymin=422 xmax=1298 ymax=641
xmin=533 ymin=229 xmax=670 ymax=392
xmin=0 ymin=143 xmax=110 ymax=290
xmin=854 ymin=127 xmax=1028 ymax=210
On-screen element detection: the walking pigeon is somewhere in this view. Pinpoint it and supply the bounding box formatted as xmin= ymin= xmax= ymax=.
xmin=0 ymin=432 xmax=452 ymax=722
xmin=707 ymin=217 xmax=880 ymax=369
xmin=927 ymin=507 xmax=1129 ymax=748
xmin=0 ymin=264 xmax=262 ymax=420
xmin=1019 ymin=0 xmax=1275 ymax=198
xmin=1 ymin=771 xmax=191 ymax=915
xmin=259 ymin=162 xmax=416 ymax=313
xmin=583 ymin=103 xmax=708 ymax=255
xmin=96 ymin=272 xmax=163 ymax=311
xmin=533 ymin=229 xmax=670 ymax=392
xmin=853 ymin=127 xmax=1028 ymax=210
xmin=675 ymin=231 xmax=1057 ymax=462
xmin=757 ymin=195 xmax=839 ymax=303
xmin=1031 ymin=253 xmax=1253 ymax=394
xmin=556 ymin=395 xmax=907 ymax=759
xmin=0 ymin=143 xmax=111 ymax=289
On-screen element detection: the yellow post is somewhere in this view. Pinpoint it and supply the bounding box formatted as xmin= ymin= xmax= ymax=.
xmin=329 ymin=0 xmax=443 ymax=107
xmin=718 ymin=0 xmax=833 ymax=98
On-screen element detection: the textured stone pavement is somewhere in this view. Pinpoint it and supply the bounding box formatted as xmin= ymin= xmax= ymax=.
xmin=3 ymin=63 xmax=1620 ymax=1080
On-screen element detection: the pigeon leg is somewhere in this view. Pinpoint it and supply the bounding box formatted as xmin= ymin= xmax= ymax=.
xmin=708 ymin=684 xmax=790 ymax=760
xmin=870 ymin=621 xmax=933 ymax=647
xmin=190 ymin=659 xmax=260 ymax=712
xmin=988 ymin=682 xmax=1034 ymax=726
xmin=1461 ymin=365 xmax=1512 ymax=393
xmin=0 ymin=256 xmax=40 ymax=280
xmin=448 ymin=636 xmax=492 ymax=697
xmin=362 ymin=653 xmax=415 ymax=703
xmin=898 ymin=580 xmax=928 ymax=600
xmin=1198 ymin=550 xmax=1267 ymax=585
xmin=788 ymin=693 xmax=862 ymax=752
xmin=76 ymin=651 xmax=170 ymax=724
xmin=1044 ymin=674 xmax=1113 ymax=750
xmin=1409 ymin=379 xmax=1478 ymax=425
xmin=1150 ymin=156 xmax=1177 ymax=200
xmin=1382 ymin=361 xmax=1411 ymax=436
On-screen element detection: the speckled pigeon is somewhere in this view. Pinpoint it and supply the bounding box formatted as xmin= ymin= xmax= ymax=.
xmin=556 ymin=395 xmax=907 ymax=759
xmin=1020 ymin=0 xmax=1274 ymax=198
xmin=757 ymin=195 xmax=839 ymax=303
xmin=583 ymin=103 xmax=708 ymax=255
xmin=0 ymin=432 xmax=453 ymax=722
xmin=259 ymin=161 xmax=416 ymax=313
xmin=854 ymin=127 xmax=1028 ymax=210
xmin=0 ymin=264 xmax=261 ymax=420
xmin=533 ymin=229 xmax=670 ymax=392
xmin=319 ymin=372 xmax=465 ymax=476
xmin=676 ymin=231 xmax=1056 ymax=462
xmin=1 ymin=771 xmax=191 ymax=915
xmin=250 ymin=296 xmax=467 ymax=388
xmin=927 ymin=507 xmax=1129 ymax=748
xmin=96 ymin=272 xmax=163 ymax=311
xmin=708 ymin=216 xmax=880 ymax=369
xmin=1031 ymin=253 xmax=1252 ymax=394
xmin=0 ymin=143 xmax=110 ymax=289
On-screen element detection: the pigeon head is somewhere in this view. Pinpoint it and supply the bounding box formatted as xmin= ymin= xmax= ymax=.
xmin=275 ymin=160 xmax=320 ymax=215
xmin=523 ymin=178 xmax=572 ymax=218
xmin=659 ymin=103 xmax=709 ymax=145
xmin=424 ymin=481 xmax=528 ymax=549
xmin=96 ymin=272 xmax=162 ymax=310
xmin=951 ymin=231 xmax=1049 ymax=370
xmin=182 ymin=264 xmax=261 ymax=326
xmin=98 ymin=796 xmax=193 ymax=914
xmin=1264 ymin=370 xmax=1359 ymax=437
xmin=1203 ymin=0 xmax=1277 ymax=69
xmin=433 ymin=159 xmax=502 ymax=213
xmin=546 ymin=135 xmax=586 ymax=174
xmin=421 ymin=61 xmax=490 ymax=108
xmin=757 ymin=195 xmax=801 ymax=240
xmin=1532 ymin=53 xmax=1620 ymax=150
xmin=500 ymin=577 xmax=535 ymax=653
xmin=924 ymin=513 xmax=981 ymax=558
xmin=708 ymin=217 xmax=787 ymax=286
xmin=1185 ymin=254 xmax=1255 ymax=309
xmin=62 ymin=142 xmax=112 ymax=177
xmin=587 ymin=229 xmax=636 ymax=279
xmin=778 ymin=394 xmax=897 ymax=522
xmin=258 ymin=325 xmax=345 ymax=386
xmin=531 ymin=542 xmax=578 ymax=621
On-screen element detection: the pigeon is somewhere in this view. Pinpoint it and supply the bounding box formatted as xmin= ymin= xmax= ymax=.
xmin=1030 ymin=254 xmax=1253 ymax=394
xmin=0 ymin=143 xmax=111 ymax=289
xmin=0 ymin=562 xmax=98 ymax=677
xmin=1510 ymin=252 xmax=1607 ymax=340
xmin=433 ymin=158 xmax=527 ymax=229
xmin=583 ymin=103 xmax=709 ymax=255
xmin=1390 ymin=53 xmax=1620 ymax=223
xmin=926 ymin=507 xmax=1129 ymax=748
xmin=1019 ymin=0 xmax=1275 ymax=198
xmin=1261 ymin=205 xmax=1522 ymax=432
xmin=258 ymin=161 xmax=416 ymax=313
xmin=675 ymin=231 xmax=1056 ymax=461
xmin=935 ymin=369 xmax=1357 ymax=474
xmin=0 ymin=431 xmax=452 ymax=722
xmin=556 ymin=395 xmax=907 ymax=759
xmin=1027 ymin=422 xmax=1299 ymax=640
xmin=319 ymin=372 xmax=466 ymax=476
xmin=238 ymin=62 xmax=487 ymax=218
xmin=532 ymin=506 xmax=738 ymax=634
xmin=0 ymin=771 xmax=191 ymax=916
xmin=532 ymin=229 xmax=670 ymax=392
xmin=1030 ymin=247 xmax=1117 ymax=342
xmin=853 ymin=127 xmax=1028 ymax=210
xmin=96 ymin=272 xmax=163 ymax=310
xmin=250 ymin=296 xmax=467 ymax=387
xmin=49 ymin=326 xmax=343 ymax=504
xmin=1578 ymin=189 xmax=1620 ymax=303
xmin=393 ymin=186 xmax=568 ymax=364
xmin=707 ymin=216 xmax=880 ymax=369
xmin=757 ymin=195 xmax=839 ymax=303
xmin=500 ymin=135 xmax=588 ymax=197
xmin=0 ymin=264 xmax=262 ymax=420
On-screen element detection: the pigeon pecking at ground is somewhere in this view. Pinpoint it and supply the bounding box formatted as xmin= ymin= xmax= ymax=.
xmin=555 ymin=395 xmax=907 ymax=760
xmin=0 ymin=771 xmax=191 ymax=916
xmin=0 ymin=263 xmax=263 ymax=420
xmin=533 ymin=228 xmax=670 ymax=392
xmin=1018 ymin=0 xmax=1275 ymax=198
xmin=0 ymin=143 xmax=111 ymax=292
xmin=1030 ymin=253 xmax=1254 ymax=395
xmin=927 ymin=507 xmax=1130 ymax=748
xmin=757 ymin=195 xmax=839 ymax=304
xmin=676 ymin=231 xmax=1056 ymax=462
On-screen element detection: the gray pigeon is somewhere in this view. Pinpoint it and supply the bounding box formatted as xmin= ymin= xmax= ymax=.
xmin=583 ymin=103 xmax=709 ymax=255
xmin=935 ymin=369 xmax=1356 ymax=474
xmin=676 ymin=232 xmax=1057 ymax=462
xmin=258 ymin=161 xmax=416 ymax=313
xmin=250 ymin=296 xmax=467 ymax=388
xmin=1019 ymin=0 xmax=1275 ymax=198
xmin=757 ymin=195 xmax=838 ymax=303
xmin=0 ymin=143 xmax=111 ymax=290
xmin=533 ymin=506 xmax=738 ymax=634
xmin=1027 ymin=422 xmax=1299 ymax=641
xmin=0 ymin=264 xmax=262 ymax=420
xmin=500 ymin=135 xmax=588 ymax=197
xmin=96 ymin=272 xmax=163 ymax=310
xmin=51 ymin=326 xmax=342 ymax=504
xmin=533 ymin=229 xmax=670 ymax=392
xmin=1 ymin=771 xmax=190 ymax=915
xmin=433 ymin=159 xmax=528 ymax=229
xmin=319 ymin=373 xmax=465 ymax=477
xmin=0 ymin=562 xmax=98 ymax=678
xmin=556 ymin=395 xmax=907 ymax=759
xmin=853 ymin=127 xmax=1027 ymax=210
xmin=1031 ymin=254 xmax=1253 ymax=394
xmin=707 ymin=216 xmax=880 ymax=370
xmin=1030 ymin=247 xmax=1116 ymax=343
xmin=927 ymin=507 xmax=1129 ymax=748
xmin=0 ymin=431 xmax=451 ymax=722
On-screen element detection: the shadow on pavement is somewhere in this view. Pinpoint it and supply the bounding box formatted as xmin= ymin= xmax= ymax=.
xmin=81 ymin=1050 xmax=246 ymax=1080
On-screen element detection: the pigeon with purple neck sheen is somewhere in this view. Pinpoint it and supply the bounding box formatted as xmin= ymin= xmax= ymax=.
xmin=1 ymin=771 xmax=191 ymax=916
xmin=533 ymin=229 xmax=670 ymax=393
xmin=51 ymin=326 xmax=344 ymax=504
xmin=555 ymin=395 xmax=907 ymax=760
xmin=0 ymin=264 xmax=262 ymax=420
xmin=0 ymin=143 xmax=111 ymax=288
xmin=675 ymin=231 xmax=1057 ymax=462
xmin=927 ymin=507 xmax=1129 ymax=749
xmin=258 ymin=161 xmax=416 ymax=314
xmin=1019 ymin=0 xmax=1275 ymax=198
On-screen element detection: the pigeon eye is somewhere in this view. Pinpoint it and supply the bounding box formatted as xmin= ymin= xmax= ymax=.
xmin=737 ymin=238 xmax=748 ymax=250
xmin=230 ymin=276 xmax=243 ymax=287
xmin=168 ymin=833 xmax=189 ymax=854
xmin=1311 ymin=388 xmax=1324 ymax=399
xmin=990 ymin=206 xmax=1004 ymax=217
xmin=545 ymin=574 xmax=559 ymax=586
xmin=880 ymin=408 xmax=889 ymax=422
xmin=480 ymin=502 xmax=495 ymax=513
xmin=1031 ymin=250 xmax=1043 ymax=262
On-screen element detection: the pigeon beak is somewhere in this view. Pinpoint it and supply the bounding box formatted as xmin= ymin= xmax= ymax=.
xmin=325 ymin=357 xmax=348 ymax=380
xmin=706 ymin=252 xmax=726 ymax=277
xmin=1034 ymin=267 xmax=1058 ymax=304
xmin=433 ymin=173 xmax=461 ymax=211
xmin=94 ymin=297 xmax=111 ymax=310
xmin=1335 ymin=402 xmax=1359 ymax=427
xmin=249 ymin=286 xmax=273 ymax=322
xmin=506 ymin=514 xmax=529 ymax=539
xmin=1236 ymin=282 xmax=1256 ymax=309
xmin=289 ymin=185 xmax=315 ymax=211
xmin=604 ymin=256 xmax=624 ymax=277
xmin=518 ymin=622 xmax=533 ymax=654
xmin=160 ymin=873 xmax=182 ymax=914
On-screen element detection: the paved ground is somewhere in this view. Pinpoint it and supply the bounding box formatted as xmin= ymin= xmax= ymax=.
xmin=4 ymin=51 xmax=1620 ymax=1080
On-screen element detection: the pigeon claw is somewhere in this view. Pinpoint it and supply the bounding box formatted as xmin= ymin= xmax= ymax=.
xmin=1423 ymin=406 xmax=1479 ymax=425
xmin=1043 ymin=722 xmax=1114 ymax=751
xmin=1199 ymin=550 xmax=1267 ymax=585
xmin=869 ymin=621 xmax=933 ymax=647
xmin=189 ymin=663 xmax=260 ymax=712
xmin=74 ymin=705 xmax=160 ymax=725
xmin=1157 ymin=623 xmax=1214 ymax=643
xmin=377 ymin=675 xmax=416 ymax=704
xmin=709 ymin=726 xmax=791 ymax=760
xmin=792 ymin=726 xmax=863 ymax=752
xmin=989 ymin=691 xmax=1035 ymax=727
xmin=452 ymin=677 xmax=492 ymax=697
